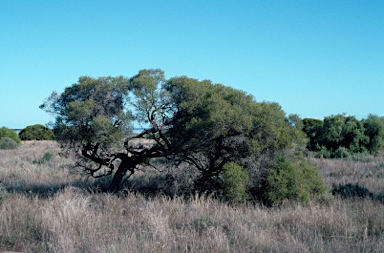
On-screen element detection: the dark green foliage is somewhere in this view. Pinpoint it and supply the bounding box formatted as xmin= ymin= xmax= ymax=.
xmin=0 ymin=137 xmax=20 ymax=150
xmin=363 ymin=114 xmax=384 ymax=155
xmin=302 ymin=118 xmax=323 ymax=151
xmin=19 ymin=124 xmax=55 ymax=140
xmin=332 ymin=183 xmax=373 ymax=199
xmin=221 ymin=162 xmax=249 ymax=203
xmin=259 ymin=157 xmax=327 ymax=205
xmin=0 ymin=127 xmax=21 ymax=144
xmin=321 ymin=114 xmax=368 ymax=154
xmin=166 ymin=77 xmax=307 ymax=182
xmin=302 ymin=114 xmax=384 ymax=158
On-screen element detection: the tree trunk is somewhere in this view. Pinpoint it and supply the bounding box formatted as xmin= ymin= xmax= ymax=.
xmin=109 ymin=157 xmax=138 ymax=192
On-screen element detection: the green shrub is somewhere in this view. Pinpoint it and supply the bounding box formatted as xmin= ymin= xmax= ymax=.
xmin=0 ymin=137 xmax=20 ymax=150
xmin=221 ymin=162 xmax=249 ymax=203
xmin=19 ymin=124 xmax=55 ymax=140
xmin=262 ymin=158 xmax=327 ymax=205
xmin=333 ymin=146 xmax=351 ymax=158
xmin=0 ymin=127 xmax=21 ymax=144
xmin=33 ymin=151 xmax=54 ymax=164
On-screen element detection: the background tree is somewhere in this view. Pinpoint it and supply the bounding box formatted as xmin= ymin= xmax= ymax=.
xmin=302 ymin=118 xmax=323 ymax=151
xmin=19 ymin=124 xmax=55 ymax=140
xmin=41 ymin=69 xmax=310 ymax=194
xmin=363 ymin=114 xmax=384 ymax=155
xmin=320 ymin=114 xmax=368 ymax=157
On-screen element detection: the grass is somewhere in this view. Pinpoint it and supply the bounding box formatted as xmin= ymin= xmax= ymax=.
xmin=0 ymin=141 xmax=383 ymax=252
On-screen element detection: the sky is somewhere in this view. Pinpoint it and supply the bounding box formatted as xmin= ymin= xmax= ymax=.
xmin=1 ymin=1 xmax=383 ymax=129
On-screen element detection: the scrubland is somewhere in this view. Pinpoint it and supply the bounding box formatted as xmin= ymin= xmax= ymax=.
xmin=0 ymin=141 xmax=383 ymax=253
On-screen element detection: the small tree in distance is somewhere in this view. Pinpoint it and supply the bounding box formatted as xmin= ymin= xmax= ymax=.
xmin=40 ymin=69 xmax=309 ymax=194
xmin=19 ymin=124 xmax=55 ymax=140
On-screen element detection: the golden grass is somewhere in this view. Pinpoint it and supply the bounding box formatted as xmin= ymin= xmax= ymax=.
xmin=0 ymin=142 xmax=383 ymax=252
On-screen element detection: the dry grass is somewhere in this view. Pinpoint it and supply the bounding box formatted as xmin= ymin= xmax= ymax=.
xmin=0 ymin=142 xmax=383 ymax=252
xmin=313 ymin=156 xmax=384 ymax=194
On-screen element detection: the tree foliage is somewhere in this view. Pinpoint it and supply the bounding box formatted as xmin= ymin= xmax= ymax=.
xmin=41 ymin=69 xmax=308 ymax=193
xmin=302 ymin=114 xmax=384 ymax=157
xmin=19 ymin=124 xmax=55 ymax=140
xmin=363 ymin=114 xmax=384 ymax=155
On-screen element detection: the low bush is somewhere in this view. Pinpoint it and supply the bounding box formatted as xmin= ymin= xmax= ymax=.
xmin=33 ymin=151 xmax=54 ymax=164
xmin=0 ymin=137 xmax=20 ymax=150
xmin=221 ymin=162 xmax=249 ymax=203
xmin=0 ymin=127 xmax=21 ymax=144
xmin=260 ymin=157 xmax=327 ymax=206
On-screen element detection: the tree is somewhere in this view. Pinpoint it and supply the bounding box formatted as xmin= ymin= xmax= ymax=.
xmin=302 ymin=118 xmax=323 ymax=151
xmin=41 ymin=69 xmax=307 ymax=192
xmin=321 ymin=114 xmax=368 ymax=155
xmin=0 ymin=127 xmax=21 ymax=144
xmin=19 ymin=124 xmax=55 ymax=140
xmin=363 ymin=114 xmax=384 ymax=155
xmin=165 ymin=77 xmax=306 ymax=187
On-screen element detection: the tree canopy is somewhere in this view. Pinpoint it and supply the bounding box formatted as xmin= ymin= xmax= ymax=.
xmin=41 ymin=69 xmax=307 ymax=192
xmin=302 ymin=114 xmax=384 ymax=157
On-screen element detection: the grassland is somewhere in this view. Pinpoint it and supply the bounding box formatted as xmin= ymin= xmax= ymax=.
xmin=0 ymin=141 xmax=383 ymax=252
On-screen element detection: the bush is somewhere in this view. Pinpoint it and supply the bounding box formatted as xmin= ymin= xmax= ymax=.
xmin=19 ymin=124 xmax=55 ymax=140
xmin=33 ymin=151 xmax=54 ymax=164
xmin=261 ymin=158 xmax=327 ymax=206
xmin=0 ymin=127 xmax=21 ymax=144
xmin=333 ymin=146 xmax=351 ymax=158
xmin=0 ymin=137 xmax=20 ymax=150
xmin=221 ymin=162 xmax=249 ymax=203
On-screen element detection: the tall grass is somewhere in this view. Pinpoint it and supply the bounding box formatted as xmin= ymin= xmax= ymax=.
xmin=0 ymin=141 xmax=383 ymax=252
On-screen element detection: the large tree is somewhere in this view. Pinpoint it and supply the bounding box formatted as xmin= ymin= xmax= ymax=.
xmin=41 ymin=69 xmax=305 ymax=192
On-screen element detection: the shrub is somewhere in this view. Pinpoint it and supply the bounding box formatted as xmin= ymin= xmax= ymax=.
xmin=19 ymin=124 xmax=55 ymax=140
xmin=33 ymin=151 xmax=54 ymax=164
xmin=221 ymin=162 xmax=249 ymax=203
xmin=0 ymin=127 xmax=21 ymax=144
xmin=0 ymin=137 xmax=20 ymax=150
xmin=333 ymin=146 xmax=351 ymax=158
xmin=261 ymin=158 xmax=327 ymax=205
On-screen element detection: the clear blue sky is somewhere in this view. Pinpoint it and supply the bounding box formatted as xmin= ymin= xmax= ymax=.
xmin=1 ymin=1 xmax=383 ymax=129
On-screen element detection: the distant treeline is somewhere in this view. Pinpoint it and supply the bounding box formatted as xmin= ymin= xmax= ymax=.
xmin=302 ymin=114 xmax=384 ymax=158
xmin=3 ymin=113 xmax=384 ymax=158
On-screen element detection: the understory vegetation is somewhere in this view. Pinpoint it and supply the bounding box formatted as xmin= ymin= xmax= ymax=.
xmin=0 ymin=141 xmax=383 ymax=252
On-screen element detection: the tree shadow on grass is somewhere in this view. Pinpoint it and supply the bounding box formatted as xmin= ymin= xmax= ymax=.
xmin=0 ymin=179 xmax=110 ymax=198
